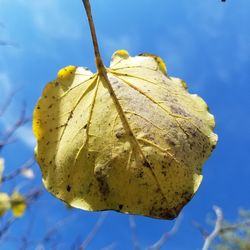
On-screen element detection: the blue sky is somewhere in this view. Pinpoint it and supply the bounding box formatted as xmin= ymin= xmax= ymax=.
xmin=0 ymin=0 xmax=250 ymax=249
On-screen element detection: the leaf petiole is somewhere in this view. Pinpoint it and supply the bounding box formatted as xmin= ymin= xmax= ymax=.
xmin=82 ymin=0 xmax=106 ymax=73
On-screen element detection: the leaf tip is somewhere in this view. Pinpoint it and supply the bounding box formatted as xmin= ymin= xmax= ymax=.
xmin=139 ymin=53 xmax=167 ymax=75
xmin=57 ymin=65 xmax=77 ymax=80
xmin=112 ymin=49 xmax=129 ymax=59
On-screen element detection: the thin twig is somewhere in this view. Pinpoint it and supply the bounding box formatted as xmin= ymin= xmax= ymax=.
xmin=39 ymin=214 xmax=77 ymax=247
xmin=0 ymin=102 xmax=30 ymax=150
xmin=146 ymin=213 xmax=183 ymax=250
xmin=202 ymin=206 xmax=223 ymax=250
xmin=19 ymin=217 xmax=35 ymax=250
xmin=0 ymin=217 xmax=16 ymax=240
xmin=0 ymin=40 xmax=19 ymax=48
xmin=79 ymin=212 xmax=108 ymax=250
xmin=0 ymin=188 xmax=42 ymax=242
xmin=219 ymin=219 xmax=250 ymax=233
xmin=1 ymin=158 xmax=35 ymax=183
xmin=129 ymin=215 xmax=140 ymax=250
xmin=0 ymin=91 xmax=17 ymax=117
xmin=192 ymin=220 xmax=210 ymax=238
xmin=100 ymin=242 xmax=117 ymax=250
xmin=25 ymin=187 xmax=43 ymax=205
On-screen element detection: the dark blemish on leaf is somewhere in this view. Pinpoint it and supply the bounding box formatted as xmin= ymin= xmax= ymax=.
xmin=66 ymin=185 xmax=71 ymax=192
xmin=119 ymin=204 xmax=123 ymax=210
xmin=37 ymin=106 xmax=40 ymax=109
xmin=86 ymin=182 xmax=93 ymax=194
xmin=170 ymin=105 xmax=189 ymax=117
xmin=49 ymin=160 xmax=52 ymax=164
xmin=136 ymin=171 xmax=144 ymax=178
xmin=49 ymin=129 xmax=53 ymax=132
xmin=69 ymin=111 xmax=73 ymax=119
xmin=166 ymin=138 xmax=176 ymax=147
xmin=143 ymin=161 xmax=151 ymax=168
xmin=48 ymin=104 xmax=53 ymax=109
xmin=84 ymin=124 xmax=87 ymax=129
xmin=55 ymin=82 xmax=59 ymax=87
xmin=94 ymin=165 xmax=110 ymax=196
xmin=128 ymin=131 xmax=133 ymax=137
xmin=115 ymin=131 xmax=124 ymax=139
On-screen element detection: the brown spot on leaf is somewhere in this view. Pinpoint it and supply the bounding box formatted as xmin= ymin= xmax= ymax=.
xmin=66 ymin=185 xmax=71 ymax=192
xmin=170 ymin=105 xmax=189 ymax=117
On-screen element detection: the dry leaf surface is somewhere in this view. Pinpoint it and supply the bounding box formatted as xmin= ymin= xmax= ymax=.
xmin=33 ymin=51 xmax=217 ymax=219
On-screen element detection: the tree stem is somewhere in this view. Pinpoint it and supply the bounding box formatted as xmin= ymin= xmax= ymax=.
xmin=82 ymin=0 xmax=105 ymax=73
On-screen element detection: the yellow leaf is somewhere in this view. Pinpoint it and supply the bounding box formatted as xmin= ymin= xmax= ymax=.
xmin=10 ymin=192 xmax=27 ymax=217
xmin=0 ymin=192 xmax=10 ymax=217
xmin=33 ymin=51 xmax=217 ymax=219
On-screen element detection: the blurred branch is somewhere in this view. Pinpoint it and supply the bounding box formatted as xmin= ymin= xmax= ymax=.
xmin=219 ymin=219 xmax=250 ymax=234
xmin=146 ymin=213 xmax=182 ymax=250
xmin=0 ymin=39 xmax=19 ymax=48
xmin=192 ymin=220 xmax=209 ymax=238
xmin=0 ymin=91 xmax=17 ymax=117
xmin=79 ymin=212 xmax=108 ymax=250
xmin=100 ymin=242 xmax=117 ymax=250
xmin=19 ymin=217 xmax=35 ymax=250
xmin=38 ymin=214 xmax=76 ymax=248
xmin=1 ymin=158 xmax=35 ymax=183
xmin=25 ymin=187 xmax=43 ymax=205
xmin=0 ymin=217 xmax=16 ymax=240
xmin=0 ymin=102 xmax=30 ymax=150
xmin=0 ymin=188 xmax=42 ymax=243
xmin=129 ymin=215 xmax=140 ymax=250
xmin=202 ymin=206 xmax=223 ymax=250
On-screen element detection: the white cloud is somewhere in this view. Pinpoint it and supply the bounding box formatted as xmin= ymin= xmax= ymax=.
xmin=14 ymin=0 xmax=81 ymax=40
xmin=16 ymin=126 xmax=36 ymax=148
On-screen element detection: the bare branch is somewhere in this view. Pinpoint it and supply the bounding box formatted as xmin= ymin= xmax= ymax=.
xmin=129 ymin=215 xmax=140 ymax=250
xmin=219 ymin=219 xmax=250 ymax=234
xmin=146 ymin=213 xmax=182 ymax=250
xmin=100 ymin=242 xmax=117 ymax=250
xmin=25 ymin=187 xmax=43 ymax=205
xmin=0 ymin=102 xmax=30 ymax=150
xmin=39 ymin=214 xmax=76 ymax=247
xmin=79 ymin=212 xmax=108 ymax=250
xmin=0 ymin=39 xmax=19 ymax=48
xmin=0 ymin=188 xmax=42 ymax=242
xmin=0 ymin=217 xmax=16 ymax=240
xmin=0 ymin=91 xmax=18 ymax=117
xmin=1 ymin=158 xmax=35 ymax=183
xmin=192 ymin=220 xmax=210 ymax=238
xmin=202 ymin=206 xmax=223 ymax=250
